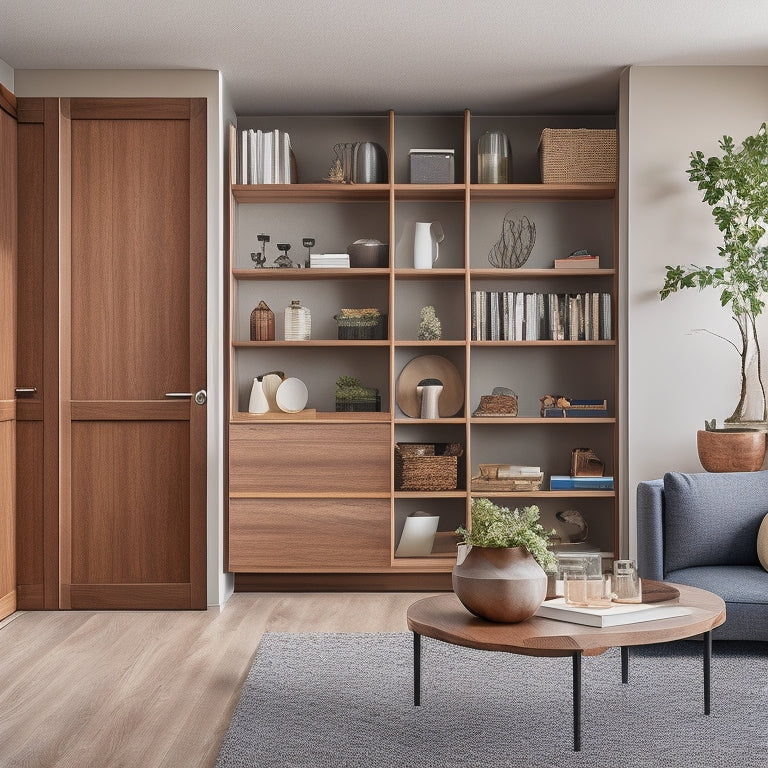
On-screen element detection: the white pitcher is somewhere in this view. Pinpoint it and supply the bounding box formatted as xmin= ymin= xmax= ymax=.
xmin=413 ymin=221 xmax=444 ymax=269
xmin=248 ymin=377 xmax=269 ymax=414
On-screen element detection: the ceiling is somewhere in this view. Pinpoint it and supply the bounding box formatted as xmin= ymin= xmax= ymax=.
xmin=2 ymin=0 xmax=768 ymax=115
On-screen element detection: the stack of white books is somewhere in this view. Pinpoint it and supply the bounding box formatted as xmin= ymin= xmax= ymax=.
xmin=309 ymin=253 xmax=350 ymax=268
xmin=238 ymin=128 xmax=293 ymax=184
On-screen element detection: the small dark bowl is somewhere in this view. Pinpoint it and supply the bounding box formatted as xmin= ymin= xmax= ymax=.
xmin=347 ymin=239 xmax=389 ymax=268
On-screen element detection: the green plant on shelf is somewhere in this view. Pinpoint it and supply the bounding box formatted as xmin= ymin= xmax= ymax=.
xmin=335 ymin=375 xmax=377 ymax=401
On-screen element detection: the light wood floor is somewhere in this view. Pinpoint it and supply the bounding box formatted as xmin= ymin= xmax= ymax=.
xmin=0 ymin=593 xmax=431 ymax=768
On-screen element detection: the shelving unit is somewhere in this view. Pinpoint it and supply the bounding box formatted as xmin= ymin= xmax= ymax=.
xmin=226 ymin=109 xmax=618 ymax=588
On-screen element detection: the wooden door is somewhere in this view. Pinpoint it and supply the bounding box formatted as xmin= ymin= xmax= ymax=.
xmin=0 ymin=86 xmax=17 ymax=621
xmin=61 ymin=98 xmax=207 ymax=609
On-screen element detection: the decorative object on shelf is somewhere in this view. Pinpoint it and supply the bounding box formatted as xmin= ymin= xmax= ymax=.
xmin=472 ymin=386 xmax=518 ymax=417
xmin=553 ymin=249 xmax=600 ymax=269
xmin=540 ymin=395 xmax=608 ymax=418
xmin=477 ymin=130 xmax=511 ymax=184
xmin=555 ymin=508 xmax=589 ymax=544
xmin=334 ymin=375 xmax=381 ymax=412
xmin=570 ymin=447 xmax=605 ymax=477
xmin=274 ymin=243 xmax=294 ymax=268
xmin=538 ymin=128 xmax=617 ymax=183
xmin=394 ymin=442 xmax=463 ymax=491
xmin=251 ymin=233 xmax=270 ymax=268
xmin=471 ymin=464 xmax=543 ymax=492
xmin=453 ymin=498 xmax=556 ymax=623
xmin=660 ymin=124 xmax=768 ymax=426
xmin=324 ymin=156 xmax=345 ymax=183
xmin=249 ymin=300 xmax=275 ymax=341
xmin=396 ymin=354 xmax=463 ymax=418
xmin=488 ymin=210 xmax=535 ymax=268
xmin=284 ymin=299 xmax=311 ymax=340
xmin=334 ymin=308 xmax=386 ymax=340
xmin=237 ymin=128 xmax=295 ymax=184
xmin=261 ymin=371 xmax=284 ymax=411
xmin=413 ymin=221 xmax=444 ymax=269
xmin=409 ymin=148 xmax=455 ymax=184
xmin=309 ymin=253 xmax=350 ymax=268
xmin=346 ymin=238 xmax=388 ymax=268
xmin=417 ymin=305 xmax=441 ymax=341
xmin=247 ymin=377 xmax=270 ymax=414
xmin=302 ymin=237 xmax=315 ymax=268
xmin=275 ymin=376 xmax=309 ymax=413
xmin=416 ymin=378 xmax=443 ymax=419
xmin=695 ymin=422 xmax=766 ymax=473
xmin=352 ymin=141 xmax=388 ymax=183
xmin=395 ymin=511 xmax=440 ymax=557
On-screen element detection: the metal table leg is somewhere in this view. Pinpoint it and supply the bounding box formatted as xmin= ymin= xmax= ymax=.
xmin=572 ymin=651 xmax=582 ymax=751
xmin=621 ymin=646 xmax=629 ymax=684
xmin=703 ymin=630 xmax=712 ymax=715
xmin=413 ymin=631 xmax=421 ymax=706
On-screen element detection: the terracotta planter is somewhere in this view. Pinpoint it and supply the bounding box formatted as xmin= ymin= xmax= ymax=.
xmin=696 ymin=428 xmax=767 ymax=473
xmin=452 ymin=545 xmax=547 ymax=623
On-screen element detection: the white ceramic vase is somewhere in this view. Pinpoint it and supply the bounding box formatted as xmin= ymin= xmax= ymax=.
xmin=413 ymin=222 xmax=440 ymax=269
xmin=248 ymin=377 xmax=269 ymax=414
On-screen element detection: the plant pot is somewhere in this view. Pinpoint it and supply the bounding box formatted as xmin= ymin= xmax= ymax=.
xmin=696 ymin=428 xmax=767 ymax=473
xmin=452 ymin=545 xmax=547 ymax=623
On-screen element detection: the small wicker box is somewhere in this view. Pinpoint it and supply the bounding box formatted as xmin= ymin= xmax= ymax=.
xmin=538 ymin=128 xmax=617 ymax=183
xmin=395 ymin=442 xmax=462 ymax=491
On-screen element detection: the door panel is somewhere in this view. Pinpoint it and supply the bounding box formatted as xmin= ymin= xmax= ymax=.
xmin=61 ymin=98 xmax=207 ymax=610
xmin=0 ymin=91 xmax=17 ymax=621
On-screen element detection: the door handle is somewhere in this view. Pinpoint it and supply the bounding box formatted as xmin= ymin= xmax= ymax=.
xmin=15 ymin=387 xmax=38 ymax=396
xmin=165 ymin=390 xmax=207 ymax=405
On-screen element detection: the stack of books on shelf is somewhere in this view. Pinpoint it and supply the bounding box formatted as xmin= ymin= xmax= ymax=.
xmin=470 ymin=291 xmax=611 ymax=341
xmin=309 ymin=253 xmax=350 ymax=268
xmin=549 ymin=475 xmax=614 ymax=490
xmin=471 ymin=464 xmax=544 ymax=492
xmin=553 ymin=252 xmax=600 ymax=269
xmin=541 ymin=398 xmax=608 ymax=418
xmin=238 ymin=128 xmax=293 ymax=184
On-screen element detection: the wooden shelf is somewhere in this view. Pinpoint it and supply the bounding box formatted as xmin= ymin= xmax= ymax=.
xmin=469 ymin=339 xmax=616 ymax=347
xmin=469 ymin=268 xmax=615 ymax=278
xmin=469 ymin=490 xmax=616 ymax=498
xmin=233 ymin=267 xmax=390 ymax=280
xmin=469 ymin=182 xmax=616 ymax=201
xmin=471 ymin=417 xmax=616 ymax=424
xmin=231 ymin=411 xmax=391 ymax=424
xmin=394 ymin=268 xmax=465 ymax=279
xmin=232 ymin=339 xmax=390 ymax=348
xmin=232 ymin=183 xmax=389 ymax=203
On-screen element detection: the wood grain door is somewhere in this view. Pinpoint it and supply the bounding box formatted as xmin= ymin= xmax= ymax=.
xmin=61 ymin=99 xmax=207 ymax=609
xmin=0 ymin=87 xmax=17 ymax=621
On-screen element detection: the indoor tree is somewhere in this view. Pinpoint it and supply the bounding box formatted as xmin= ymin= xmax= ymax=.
xmin=660 ymin=123 xmax=768 ymax=424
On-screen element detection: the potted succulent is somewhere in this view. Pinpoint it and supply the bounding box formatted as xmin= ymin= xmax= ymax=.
xmin=453 ymin=498 xmax=557 ymax=623
xmin=660 ymin=123 xmax=768 ymax=469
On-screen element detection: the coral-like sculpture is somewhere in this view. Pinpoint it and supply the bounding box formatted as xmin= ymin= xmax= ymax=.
xmin=418 ymin=305 xmax=442 ymax=340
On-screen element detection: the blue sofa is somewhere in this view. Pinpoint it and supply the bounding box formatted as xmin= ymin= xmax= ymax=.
xmin=636 ymin=470 xmax=768 ymax=641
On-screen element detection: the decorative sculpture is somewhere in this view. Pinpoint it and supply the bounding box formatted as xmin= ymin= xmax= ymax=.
xmin=488 ymin=210 xmax=536 ymax=268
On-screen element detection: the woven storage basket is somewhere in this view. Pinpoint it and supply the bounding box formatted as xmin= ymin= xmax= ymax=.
xmin=395 ymin=442 xmax=462 ymax=491
xmin=538 ymin=128 xmax=617 ymax=183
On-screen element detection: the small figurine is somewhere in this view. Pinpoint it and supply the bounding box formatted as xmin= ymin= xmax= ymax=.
xmin=302 ymin=237 xmax=315 ymax=269
xmin=251 ymin=233 xmax=270 ymax=268
xmin=274 ymin=243 xmax=294 ymax=268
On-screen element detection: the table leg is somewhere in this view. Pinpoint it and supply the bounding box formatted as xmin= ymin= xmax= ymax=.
xmin=572 ymin=651 xmax=582 ymax=752
xmin=621 ymin=646 xmax=629 ymax=684
xmin=413 ymin=631 xmax=421 ymax=706
xmin=703 ymin=630 xmax=712 ymax=715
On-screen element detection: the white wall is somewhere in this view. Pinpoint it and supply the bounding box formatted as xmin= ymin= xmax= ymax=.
xmin=624 ymin=66 xmax=768 ymax=556
xmin=0 ymin=58 xmax=12 ymax=92
xmin=14 ymin=69 xmax=229 ymax=606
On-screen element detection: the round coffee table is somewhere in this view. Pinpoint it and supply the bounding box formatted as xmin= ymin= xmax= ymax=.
xmin=406 ymin=582 xmax=725 ymax=751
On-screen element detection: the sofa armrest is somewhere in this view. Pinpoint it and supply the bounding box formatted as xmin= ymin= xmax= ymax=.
xmin=636 ymin=479 xmax=665 ymax=581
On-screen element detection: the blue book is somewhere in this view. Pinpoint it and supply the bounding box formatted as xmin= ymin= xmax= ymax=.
xmin=550 ymin=475 xmax=614 ymax=490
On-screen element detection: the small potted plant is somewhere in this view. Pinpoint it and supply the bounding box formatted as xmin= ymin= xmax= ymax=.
xmin=453 ymin=498 xmax=556 ymax=623
xmin=660 ymin=123 xmax=768 ymax=470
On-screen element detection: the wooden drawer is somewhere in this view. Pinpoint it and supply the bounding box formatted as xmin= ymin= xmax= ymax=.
xmin=228 ymin=498 xmax=391 ymax=571
xmin=229 ymin=423 xmax=390 ymax=494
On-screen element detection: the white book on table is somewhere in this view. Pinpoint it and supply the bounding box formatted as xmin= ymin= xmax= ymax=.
xmin=535 ymin=598 xmax=691 ymax=627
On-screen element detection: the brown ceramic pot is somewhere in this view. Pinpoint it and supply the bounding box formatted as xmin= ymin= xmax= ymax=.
xmin=696 ymin=428 xmax=767 ymax=473
xmin=452 ymin=545 xmax=547 ymax=623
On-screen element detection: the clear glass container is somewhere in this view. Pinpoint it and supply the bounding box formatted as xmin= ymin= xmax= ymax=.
xmin=477 ymin=130 xmax=511 ymax=183
xmin=284 ymin=299 xmax=311 ymax=341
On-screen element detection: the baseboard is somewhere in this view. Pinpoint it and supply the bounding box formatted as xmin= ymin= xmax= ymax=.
xmin=234 ymin=572 xmax=453 ymax=592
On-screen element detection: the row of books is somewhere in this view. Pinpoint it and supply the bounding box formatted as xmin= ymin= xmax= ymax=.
xmin=549 ymin=475 xmax=614 ymax=490
xmin=471 ymin=291 xmax=612 ymax=341
xmin=237 ymin=128 xmax=293 ymax=184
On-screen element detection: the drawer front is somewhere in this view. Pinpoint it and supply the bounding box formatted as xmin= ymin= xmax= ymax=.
xmin=229 ymin=423 xmax=391 ymax=494
xmin=228 ymin=498 xmax=391 ymax=571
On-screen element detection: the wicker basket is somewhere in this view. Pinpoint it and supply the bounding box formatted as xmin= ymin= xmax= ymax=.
xmin=335 ymin=310 xmax=387 ymax=340
xmin=395 ymin=442 xmax=463 ymax=491
xmin=538 ymin=128 xmax=617 ymax=183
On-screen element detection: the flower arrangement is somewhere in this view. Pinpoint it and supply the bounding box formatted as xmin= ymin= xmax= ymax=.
xmin=456 ymin=497 xmax=557 ymax=571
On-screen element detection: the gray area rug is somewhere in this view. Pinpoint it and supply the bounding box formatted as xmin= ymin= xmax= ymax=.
xmin=215 ymin=632 xmax=767 ymax=768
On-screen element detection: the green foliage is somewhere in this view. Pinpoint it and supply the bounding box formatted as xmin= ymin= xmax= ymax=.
xmin=335 ymin=375 xmax=376 ymax=401
xmin=659 ymin=123 xmax=768 ymax=321
xmin=456 ymin=497 xmax=557 ymax=572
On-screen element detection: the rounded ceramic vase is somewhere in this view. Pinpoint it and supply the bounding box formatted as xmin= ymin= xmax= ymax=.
xmin=696 ymin=428 xmax=767 ymax=473
xmin=452 ymin=545 xmax=547 ymax=623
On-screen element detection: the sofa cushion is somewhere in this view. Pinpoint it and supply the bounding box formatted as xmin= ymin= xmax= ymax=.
xmin=759 ymin=513 xmax=768 ymax=572
xmin=663 ymin=470 xmax=768 ymax=572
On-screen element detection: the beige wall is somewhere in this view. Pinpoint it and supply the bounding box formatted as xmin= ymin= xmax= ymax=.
xmin=0 ymin=58 xmax=12 ymax=92
xmin=14 ymin=69 xmax=230 ymax=605
xmin=623 ymin=66 xmax=768 ymax=555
